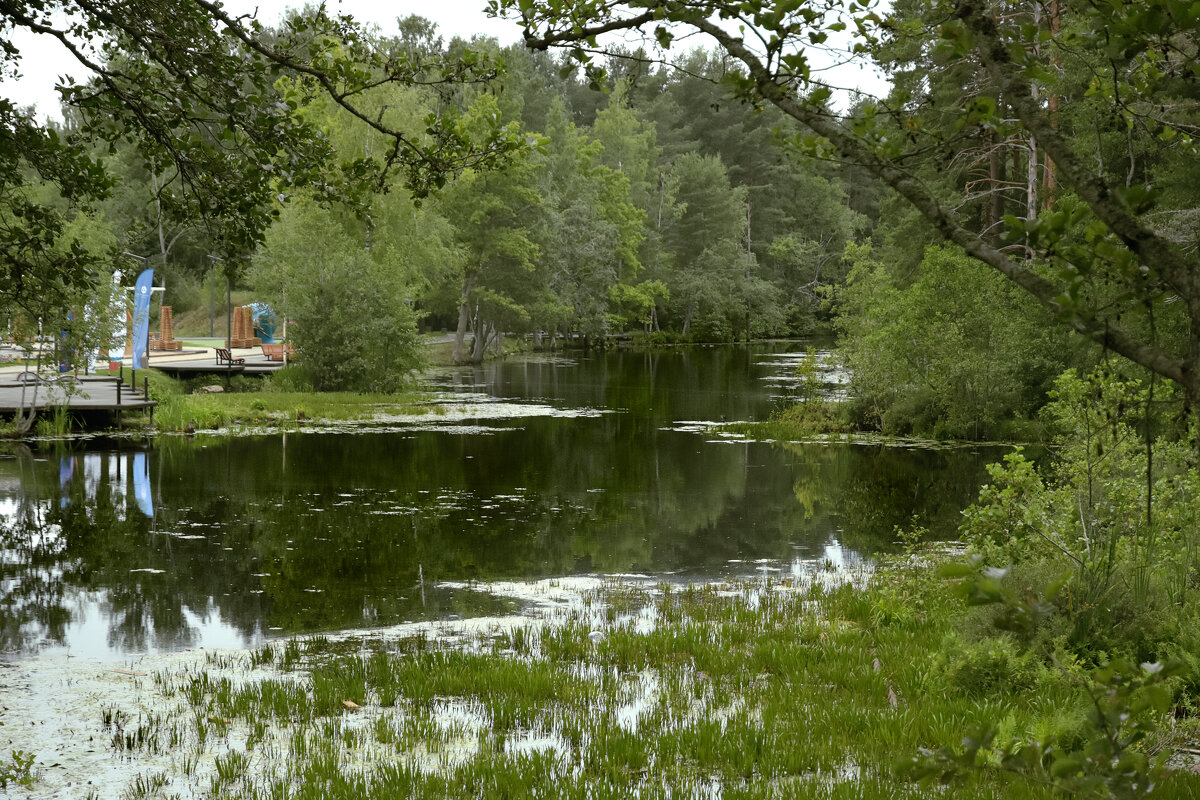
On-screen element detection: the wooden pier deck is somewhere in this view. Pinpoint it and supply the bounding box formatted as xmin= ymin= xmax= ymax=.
xmin=0 ymin=375 xmax=155 ymax=414
xmin=0 ymin=343 xmax=286 ymax=418
xmin=149 ymin=351 xmax=285 ymax=377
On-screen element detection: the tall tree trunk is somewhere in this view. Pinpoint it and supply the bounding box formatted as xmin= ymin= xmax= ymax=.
xmin=1026 ymin=116 xmax=1039 ymax=221
xmin=1025 ymin=0 xmax=1041 ymax=258
xmin=1044 ymin=0 xmax=1061 ymax=208
xmin=452 ymin=273 xmax=475 ymax=365
xmin=470 ymin=320 xmax=490 ymax=363
xmin=987 ymin=128 xmax=1006 ymax=245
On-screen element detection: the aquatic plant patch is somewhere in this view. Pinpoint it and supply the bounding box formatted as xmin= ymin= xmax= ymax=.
xmin=6 ymin=568 xmax=1200 ymax=798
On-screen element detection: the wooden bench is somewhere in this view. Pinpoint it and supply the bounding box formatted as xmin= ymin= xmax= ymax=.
xmin=260 ymin=342 xmax=294 ymax=362
xmin=215 ymin=347 xmax=244 ymax=366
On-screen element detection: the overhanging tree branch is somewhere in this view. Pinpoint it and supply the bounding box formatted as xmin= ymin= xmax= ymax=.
xmin=958 ymin=2 xmax=1197 ymax=302
xmin=517 ymin=0 xmax=1193 ymax=393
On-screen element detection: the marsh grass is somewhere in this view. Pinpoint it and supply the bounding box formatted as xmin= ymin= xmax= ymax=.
xmin=151 ymin=390 xmax=436 ymax=433
xmin=93 ymin=365 xmax=437 ymax=433
xmin=91 ymin=568 xmax=1200 ymax=799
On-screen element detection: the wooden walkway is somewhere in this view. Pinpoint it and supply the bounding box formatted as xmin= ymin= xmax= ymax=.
xmin=150 ymin=352 xmax=285 ymax=377
xmin=0 ymin=375 xmax=155 ymax=414
xmin=0 ymin=344 xmax=286 ymax=418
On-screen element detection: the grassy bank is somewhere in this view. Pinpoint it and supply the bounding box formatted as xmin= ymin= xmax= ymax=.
xmin=62 ymin=560 xmax=1200 ymax=799
xmin=99 ymin=367 xmax=437 ymax=433
xmin=721 ymin=400 xmax=856 ymax=440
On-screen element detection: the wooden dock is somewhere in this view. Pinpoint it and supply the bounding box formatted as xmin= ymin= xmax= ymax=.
xmin=149 ymin=351 xmax=285 ymax=377
xmin=0 ymin=344 xmax=286 ymax=421
xmin=0 ymin=375 xmax=156 ymax=414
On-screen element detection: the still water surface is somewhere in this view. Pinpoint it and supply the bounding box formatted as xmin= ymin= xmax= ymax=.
xmin=0 ymin=344 xmax=1010 ymax=658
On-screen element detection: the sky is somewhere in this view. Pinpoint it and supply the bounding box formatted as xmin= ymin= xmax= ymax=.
xmin=0 ymin=0 xmax=527 ymax=121
xmin=0 ymin=0 xmax=887 ymax=122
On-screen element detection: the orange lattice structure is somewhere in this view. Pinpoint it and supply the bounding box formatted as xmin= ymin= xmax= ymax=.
xmin=150 ymin=305 xmax=182 ymax=351
xmin=229 ymin=306 xmax=261 ymax=349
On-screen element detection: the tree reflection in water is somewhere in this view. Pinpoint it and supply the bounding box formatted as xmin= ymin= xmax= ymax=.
xmin=0 ymin=346 xmax=1015 ymax=657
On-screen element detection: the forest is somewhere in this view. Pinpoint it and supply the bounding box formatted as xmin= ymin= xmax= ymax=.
xmin=5 ymin=0 xmax=1198 ymax=441
xmin=0 ymin=0 xmax=1161 ymax=438
xmin=8 ymin=23 xmax=866 ymax=387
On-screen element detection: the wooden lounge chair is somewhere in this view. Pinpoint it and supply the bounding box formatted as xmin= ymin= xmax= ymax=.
xmin=260 ymin=343 xmax=285 ymax=362
xmin=216 ymin=347 xmax=244 ymax=366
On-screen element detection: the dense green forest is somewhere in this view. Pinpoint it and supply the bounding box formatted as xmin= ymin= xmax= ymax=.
xmin=6 ymin=0 xmax=1199 ymax=441
xmin=9 ymin=27 xmax=871 ymax=370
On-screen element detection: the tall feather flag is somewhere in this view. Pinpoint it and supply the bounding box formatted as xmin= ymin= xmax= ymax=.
xmin=131 ymin=268 xmax=154 ymax=369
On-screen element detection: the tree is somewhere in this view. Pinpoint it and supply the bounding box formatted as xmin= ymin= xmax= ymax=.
xmin=839 ymin=242 xmax=1073 ymax=438
xmin=0 ymin=3 xmax=522 ymax=311
xmin=535 ymin=98 xmax=645 ymax=340
xmin=493 ymin=0 xmax=1200 ymax=415
xmin=250 ymin=197 xmax=425 ymax=392
xmin=439 ymin=97 xmax=545 ymax=363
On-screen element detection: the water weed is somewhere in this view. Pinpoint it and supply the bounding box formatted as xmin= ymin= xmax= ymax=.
xmin=79 ymin=570 xmax=1200 ymax=799
xmin=0 ymin=750 xmax=37 ymax=789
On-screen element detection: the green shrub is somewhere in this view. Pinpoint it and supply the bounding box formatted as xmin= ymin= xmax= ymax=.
xmin=959 ymin=368 xmax=1200 ymax=654
xmin=933 ymin=635 xmax=1038 ymax=698
xmin=249 ymin=197 xmax=426 ymax=393
xmin=0 ymin=750 xmax=37 ymax=788
xmin=838 ymin=243 xmax=1073 ymax=439
xmin=264 ymin=365 xmax=315 ymax=393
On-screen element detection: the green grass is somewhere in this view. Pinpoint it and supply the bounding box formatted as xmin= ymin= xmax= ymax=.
xmin=93 ymin=365 xmax=438 ymax=432
xmin=0 ymin=750 xmax=37 ymax=789
xmin=722 ymin=400 xmax=856 ymax=439
xmin=88 ymin=562 xmax=1200 ymax=799
xmin=150 ymin=389 xmax=435 ymax=432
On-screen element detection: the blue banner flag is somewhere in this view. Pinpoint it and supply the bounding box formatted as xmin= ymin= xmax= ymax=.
xmin=133 ymin=451 xmax=154 ymax=518
xmin=131 ymin=268 xmax=154 ymax=369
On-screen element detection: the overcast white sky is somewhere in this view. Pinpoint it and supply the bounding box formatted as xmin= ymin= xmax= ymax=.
xmin=0 ymin=0 xmax=526 ymax=120
xmin=0 ymin=0 xmax=887 ymax=121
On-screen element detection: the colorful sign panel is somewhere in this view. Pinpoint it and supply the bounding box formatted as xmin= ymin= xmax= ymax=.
xmin=130 ymin=268 xmax=154 ymax=369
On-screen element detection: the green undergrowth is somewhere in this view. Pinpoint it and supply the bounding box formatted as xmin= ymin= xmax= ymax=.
xmin=92 ymin=566 xmax=1200 ymax=799
xmin=150 ymin=390 xmax=436 ymax=432
xmin=105 ymin=367 xmax=437 ymax=432
xmin=0 ymin=750 xmax=37 ymax=789
xmin=721 ymin=400 xmax=856 ymax=439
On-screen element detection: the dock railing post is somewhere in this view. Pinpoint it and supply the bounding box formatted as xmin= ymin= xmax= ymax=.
xmin=117 ymin=376 xmax=122 ymax=405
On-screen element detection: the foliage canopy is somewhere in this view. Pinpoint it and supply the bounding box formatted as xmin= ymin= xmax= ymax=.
xmin=494 ymin=0 xmax=1200 ymax=412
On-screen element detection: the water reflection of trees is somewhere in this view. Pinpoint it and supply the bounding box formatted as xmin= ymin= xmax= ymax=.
xmin=1 ymin=404 xmax=1004 ymax=653
xmin=0 ymin=446 xmax=266 ymax=654
xmin=780 ymin=442 xmax=1013 ymax=554
xmin=0 ymin=450 xmax=70 ymax=651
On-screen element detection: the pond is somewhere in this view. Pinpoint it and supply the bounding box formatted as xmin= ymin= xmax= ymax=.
xmin=0 ymin=343 xmax=1012 ymax=658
